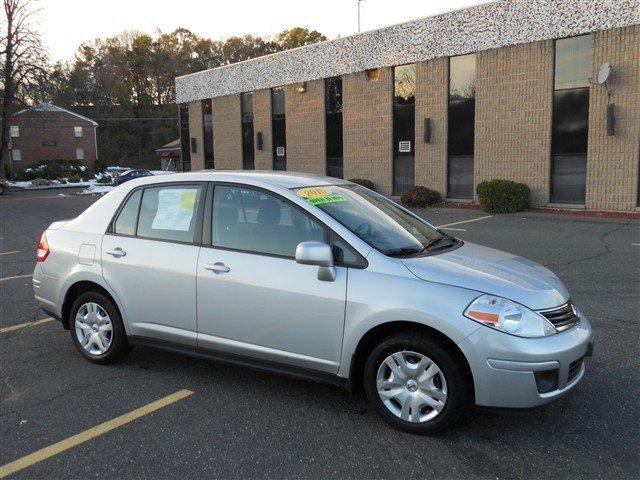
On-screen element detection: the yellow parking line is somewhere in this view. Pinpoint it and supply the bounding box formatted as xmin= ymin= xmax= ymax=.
xmin=0 ymin=317 xmax=54 ymax=334
xmin=436 ymin=215 xmax=493 ymax=229
xmin=0 ymin=250 xmax=19 ymax=256
xmin=0 ymin=389 xmax=194 ymax=478
xmin=0 ymin=274 xmax=32 ymax=282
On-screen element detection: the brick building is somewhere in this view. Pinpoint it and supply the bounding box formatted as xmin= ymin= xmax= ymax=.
xmin=9 ymin=103 xmax=98 ymax=173
xmin=175 ymin=0 xmax=640 ymax=212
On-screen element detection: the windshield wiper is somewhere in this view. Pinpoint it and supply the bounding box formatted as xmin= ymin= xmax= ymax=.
xmin=384 ymin=246 xmax=426 ymax=257
xmin=424 ymin=236 xmax=456 ymax=251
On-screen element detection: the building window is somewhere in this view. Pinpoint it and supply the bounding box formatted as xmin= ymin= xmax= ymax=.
xmin=10 ymin=126 xmax=19 ymax=138
xmin=76 ymin=148 xmax=85 ymax=160
xmin=202 ymin=99 xmax=214 ymax=169
xmin=325 ymin=76 xmax=343 ymax=178
xmin=241 ymin=92 xmax=255 ymax=169
xmin=11 ymin=149 xmax=21 ymax=161
xmin=271 ymin=87 xmax=286 ymax=171
xmin=179 ymin=104 xmax=191 ymax=171
xmin=551 ymin=34 xmax=593 ymax=204
xmin=74 ymin=126 xmax=83 ymax=137
xmin=447 ymin=54 xmax=476 ymax=199
xmin=393 ymin=64 xmax=416 ymax=195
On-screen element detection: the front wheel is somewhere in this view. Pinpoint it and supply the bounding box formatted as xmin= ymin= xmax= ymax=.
xmin=363 ymin=331 xmax=468 ymax=435
xmin=69 ymin=291 xmax=131 ymax=364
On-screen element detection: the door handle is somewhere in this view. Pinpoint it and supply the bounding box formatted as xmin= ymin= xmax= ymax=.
xmin=106 ymin=247 xmax=126 ymax=258
xmin=204 ymin=262 xmax=230 ymax=274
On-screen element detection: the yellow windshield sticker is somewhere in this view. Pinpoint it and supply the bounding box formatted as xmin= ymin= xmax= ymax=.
xmin=297 ymin=187 xmax=330 ymax=199
xmin=179 ymin=190 xmax=196 ymax=210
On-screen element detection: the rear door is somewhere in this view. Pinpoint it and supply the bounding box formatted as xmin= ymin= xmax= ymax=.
xmin=196 ymin=183 xmax=347 ymax=373
xmin=102 ymin=182 xmax=206 ymax=346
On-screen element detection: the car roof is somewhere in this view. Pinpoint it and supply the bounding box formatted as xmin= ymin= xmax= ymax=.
xmin=130 ymin=170 xmax=352 ymax=189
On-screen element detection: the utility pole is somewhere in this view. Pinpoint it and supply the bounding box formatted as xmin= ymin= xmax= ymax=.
xmin=357 ymin=0 xmax=364 ymax=33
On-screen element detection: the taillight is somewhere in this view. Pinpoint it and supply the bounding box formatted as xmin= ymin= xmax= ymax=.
xmin=37 ymin=232 xmax=50 ymax=262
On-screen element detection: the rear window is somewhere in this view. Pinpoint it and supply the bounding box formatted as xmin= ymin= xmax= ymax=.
xmin=134 ymin=185 xmax=203 ymax=243
xmin=114 ymin=190 xmax=141 ymax=235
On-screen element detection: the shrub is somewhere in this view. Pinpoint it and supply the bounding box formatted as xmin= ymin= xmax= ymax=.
xmin=401 ymin=186 xmax=441 ymax=208
xmin=476 ymin=179 xmax=530 ymax=213
xmin=67 ymin=174 xmax=82 ymax=183
xmin=349 ymin=178 xmax=375 ymax=191
xmin=97 ymin=175 xmax=113 ymax=184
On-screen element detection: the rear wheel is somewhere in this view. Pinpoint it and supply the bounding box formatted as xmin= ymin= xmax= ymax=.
xmin=363 ymin=331 xmax=468 ymax=434
xmin=69 ymin=291 xmax=131 ymax=364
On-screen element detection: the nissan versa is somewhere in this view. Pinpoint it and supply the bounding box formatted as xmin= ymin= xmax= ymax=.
xmin=33 ymin=172 xmax=593 ymax=434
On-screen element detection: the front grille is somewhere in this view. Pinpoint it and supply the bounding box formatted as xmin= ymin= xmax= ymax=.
xmin=539 ymin=302 xmax=579 ymax=332
xmin=567 ymin=357 xmax=584 ymax=383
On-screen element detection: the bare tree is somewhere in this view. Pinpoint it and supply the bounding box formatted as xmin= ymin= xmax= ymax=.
xmin=1 ymin=0 xmax=48 ymax=178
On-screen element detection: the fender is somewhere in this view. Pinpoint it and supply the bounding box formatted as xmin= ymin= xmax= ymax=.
xmin=58 ymin=269 xmax=131 ymax=335
xmin=337 ymin=266 xmax=482 ymax=378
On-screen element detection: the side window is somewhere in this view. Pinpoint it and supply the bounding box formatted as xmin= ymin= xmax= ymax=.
xmin=136 ymin=185 xmax=203 ymax=242
xmin=212 ymin=185 xmax=324 ymax=257
xmin=114 ymin=190 xmax=141 ymax=235
xmin=329 ymin=231 xmax=363 ymax=267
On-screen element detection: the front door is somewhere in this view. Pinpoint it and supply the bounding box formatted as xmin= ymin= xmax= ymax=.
xmin=102 ymin=183 xmax=205 ymax=345
xmin=196 ymin=184 xmax=347 ymax=373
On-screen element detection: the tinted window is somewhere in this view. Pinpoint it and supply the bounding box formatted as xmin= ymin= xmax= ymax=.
xmin=137 ymin=185 xmax=203 ymax=242
xmin=212 ymin=186 xmax=324 ymax=257
xmin=114 ymin=190 xmax=141 ymax=235
xmin=325 ymin=77 xmax=343 ymax=178
xmin=241 ymin=92 xmax=255 ymax=169
xmin=448 ymin=54 xmax=476 ymax=199
xmin=202 ymin=99 xmax=214 ymax=169
xmin=554 ymin=34 xmax=593 ymax=90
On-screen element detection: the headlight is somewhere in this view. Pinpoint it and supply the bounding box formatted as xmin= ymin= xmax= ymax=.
xmin=464 ymin=294 xmax=556 ymax=337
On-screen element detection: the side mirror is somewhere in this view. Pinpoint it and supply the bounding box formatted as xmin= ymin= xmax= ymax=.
xmin=295 ymin=241 xmax=336 ymax=282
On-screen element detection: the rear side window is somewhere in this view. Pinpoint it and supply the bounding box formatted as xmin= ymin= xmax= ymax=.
xmin=114 ymin=190 xmax=141 ymax=235
xmin=136 ymin=185 xmax=203 ymax=243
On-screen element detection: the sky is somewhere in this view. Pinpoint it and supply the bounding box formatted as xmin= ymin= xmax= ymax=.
xmin=37 ymin=0 xmax=490 ymax=62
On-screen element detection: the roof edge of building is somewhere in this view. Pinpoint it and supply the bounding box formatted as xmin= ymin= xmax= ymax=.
xmin=12 ymin=103 xmax=99 ymax=127
xmin=175 ymin=0 xmax=640 ymax=103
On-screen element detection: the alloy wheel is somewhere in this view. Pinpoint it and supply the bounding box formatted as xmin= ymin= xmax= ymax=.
xmin=74 ymin=302 xmax=113 ymax=355
xmin=376 ymin=350 xmax=448 ymax=423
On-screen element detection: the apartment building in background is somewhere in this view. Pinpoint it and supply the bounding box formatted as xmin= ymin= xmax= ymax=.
xmin=175 ymin=0 xmax=640 ymax=212
xmin=9 ymin=103 xmax=98 ymax=172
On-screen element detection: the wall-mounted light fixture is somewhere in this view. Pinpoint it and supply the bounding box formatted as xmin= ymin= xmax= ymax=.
xmin=595 ymin=61 xmax=616 ymax=136
xmin=256 ymin=131 xmax=264 ymax=150
xmin=423 ymin=118 xmax=431 ymax=143
xmin=297 ymin=82 xmax=307 ymax=93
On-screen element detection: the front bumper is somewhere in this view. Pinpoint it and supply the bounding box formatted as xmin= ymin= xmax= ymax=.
xmin=458 ymin=313 xmax=593 ymax=408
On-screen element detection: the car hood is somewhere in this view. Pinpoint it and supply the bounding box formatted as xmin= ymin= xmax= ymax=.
xmin=402 ymin=241 xmax=569 ymax=310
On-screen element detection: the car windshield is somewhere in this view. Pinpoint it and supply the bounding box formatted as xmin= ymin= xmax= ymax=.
xmin=294 ymin=184 xmax=447 ymax=256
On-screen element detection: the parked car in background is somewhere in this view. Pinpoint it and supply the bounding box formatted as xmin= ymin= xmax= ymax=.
xmin=32 ymin=172 xmax=593 ymax=434
xmin=115 ymin=169 xmax=152 ymax=185
xmin=0 ymin=178 xmax=7 ymax=195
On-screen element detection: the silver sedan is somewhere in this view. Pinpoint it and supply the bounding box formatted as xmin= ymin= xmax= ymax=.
xmin=33 ymin=171 xmax=593 ymax=434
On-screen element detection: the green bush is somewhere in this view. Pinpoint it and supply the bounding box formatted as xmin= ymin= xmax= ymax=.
xmin=401 ymin=186 xmax=441 ymax=208
xmin=349 ymin=178 xmax=375 ymax=191
xmin=476 ymin=179 xmax=530 ymax=213
xmin=96 ymin=175 xmax=113 ymax=184
xmin=67 ymin=174 xmax=82 ymax=183
xmin=15 ymin=161 xmax=87 ymax=181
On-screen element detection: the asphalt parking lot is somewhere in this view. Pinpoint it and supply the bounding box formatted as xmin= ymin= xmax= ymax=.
xmin=1 ymin=188 xmax=639 ymax=479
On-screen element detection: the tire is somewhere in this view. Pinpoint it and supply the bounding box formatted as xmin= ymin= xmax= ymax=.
xmin=0 ymin=184 xmax=5 ymax=195
xmin=69 ymin=291 xmax=131 ymax=364
xmin=363 ymin=331 xmax=468 ymax=435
